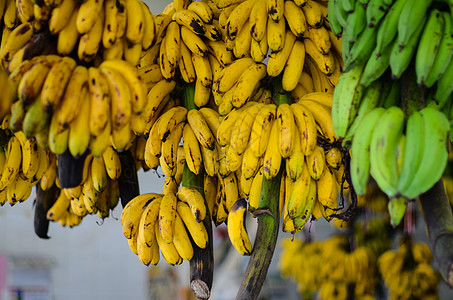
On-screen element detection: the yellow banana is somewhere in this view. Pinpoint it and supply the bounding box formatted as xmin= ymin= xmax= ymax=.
xmin=47 ymin=190 xmax=71 ymax=221
xmin=41 ymin=56 xmax=77 ymax=115
xmin=233 ymin=19 xmax=252 ymax=58
xmin=87 ymin=67 xmax=111 ymax=137
xmin=267 ymin=0 xmax=284 ymax=22
xmin=140 ymin=1 xmax=155 ymax=50
xmin=204 ymin=174 xmax=217 ymax=216
xmin=173 ymin=212 xmax=194 ymax=261
xmin=57 ymin=7 xmax=80 ymax=55
xmin=282 ymin=41 xmax=306 ymax=92
xmin=228 ymin=198 xmax=253 ymax=255
xmin=77 ymin=7 xmax=105 ymax=62
xmin=216 ymin=106 xmax=244 ymax=146
xmin=100 ymin=60 xmax=146 ymax=114
xmin=172 ymin=9 xmax=206 ymax=35
xmin=194 ymin=79 xmax=211 ymax=107
xmin=90 ymin=120 xmax=111 ymax=158
xmin=286 ymin=162 xmax=311 ymax=219
xmin=248 ymin=166 xmax=263 ymax=211
xmin=188 ymin=0 xmax=213 ymax=24
xmin=102 ymin=146 xmax=122 ymax=180
xmin=301 ymin=0 xmax=323 ymax=28
xmin=177 ymin=186 xmax=207 ymax=222
xmin=3 ymin=0 xmax=18 ymax=29
xmin=232 ymin=63 xmax=267 ymax=108
xmin=200 ymin=145 xmax=219 ymax=177
xmin=216 ymin=57 xmax=255 ymax=93
xmin=91 ymin=156 xmax=108 ymax=193
xmin=48 ymin=0 xmax=77 ymax=34
xmin=291 ymin=102 xmax=318 ymax=156
xmin=187 ymin=109 xmax=216 ymax=150
xmin=263 ymin=120 xmax=282 ymax=179
xmin=300 ymin=99 xmax=336 ymax=142
xmin=40 ymin=153 xmax=57 ymax=191
xmin=176 ymin=201 xmax=209 ymax=248
xmin=141 ymin=80 xmax=176 ymax=129
xmin=100 ymin=66 xmax=132 ymax=130
xmin=267 ymin=30 xmax=296 ymax=77
xmin=267 ymin=16 xmax=286 ymax=52
xmin=76 ymin=0 xmax=104 ymax=35
xmin=276 ymin=103 xmax=296 ymax=158
xmin=284 ymin=0 xmax=306 ymax=38
xmin=158 ymin=192 xmax=177 ymax=243
xmin=222 ymin=172 xmax=239 ymax=211
xmin=68 ymin=84 xmax=91 ymax=158
xmin=125 ymin=0 xmax=145 ymax=44
xmin=250 ymin=0 xmax=268 ymax=42
xmin=160 ymin=121 xmax=184 ymax=177
xmin=241 ymin=144 xmax=261 ymax=180
xmin=249 ymin=104 xmax=277 ymax=157
xmin=0 ymin=136 xmax=22 ymax=190
xmin=122 ymin=193 xmax=161 ymax=240
xmin=179 ymin=41 xmax=197 ymax=83
xmin=285 ymin=125 xmax=305 ymax=182
xmin=304 ymin=38 xmax=335 ymax=76
xmin=182 ymin=123 xmax=203 ymax=175
xmin=192 ymin=53 xmax=212 ymax=88
xmin=226 ymin=142 xmax=244 ymax=173
xmin=102 ymin=0 xmax=119 ymax=48
xmin=155 ymin=221 xmax=182 ymax=265
xmin=123 ymin=41 xmax=142 ymax=66
xmin=317 ymin=168 xmax=337 ymax=221
xmin=250 ymin=34 xmax=268 ymax=62
xmin=230 ymin=103 xmax=263 ymax=155
xmin=135 ymin=196 xmax=161 ymax=264
xmin=207 ymin=40 xmax=233 ymax=67
xmin=306 ymin=145 xmax=326 ymax=180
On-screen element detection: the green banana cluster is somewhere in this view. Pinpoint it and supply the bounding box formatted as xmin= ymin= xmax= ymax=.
xmin=350 ymin=105 xmax=450 ymax=225
xmin=331 ymin=0 xmax=453 ymax=226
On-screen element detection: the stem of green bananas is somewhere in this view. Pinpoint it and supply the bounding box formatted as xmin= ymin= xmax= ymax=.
xmin=236 ymin=76 xmax=286 ymax=300
xmin=419 ymin=179 xmax=453 ymax=287
xmin=182 ymin=82 xmax=214 ymax=300
xmin=400 ymin=65 xmax=425 ymax=117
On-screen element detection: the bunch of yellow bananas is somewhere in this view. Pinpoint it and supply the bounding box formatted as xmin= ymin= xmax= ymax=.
xmin=0 ymin=122 xmax=50 ymax=206
xmin=120 ymin=187 xmax=209 ymax=266
xmin=378 ymin=238 xmax=439 ymax=300
xmin=279 ymin=235 xmax=378 ymax=300
xmin=0 ymin=0 xmax=157 ymax=67
xmin=7 ymin=55 xmax=153 ymax=157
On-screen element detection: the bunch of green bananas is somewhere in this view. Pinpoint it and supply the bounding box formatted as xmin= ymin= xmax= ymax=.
xmin=331 ymin=0 xmax=453 ymax=226
xmin=378 ymin=237 xmax=439 ymax=300
xmin=120 ymin=187 xmax=209 ymax=266
xmin=279 ymin=235 xmax=378 ymax=300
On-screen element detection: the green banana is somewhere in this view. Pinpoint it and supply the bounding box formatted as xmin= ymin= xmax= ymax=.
xmin=344 ymin=25 xmax=378 ymax=71
xmin=369 ymin=106 xmax=405 ymax=197
xmin=365 ymin=0 xmax=387 ymax=27
xmin=382 ymin=79 xmax=401 ymax=108
xmin=396 ymin=110 xmax=424 ymax=195
xmin=332 ymin=64 xmax=366 ymax=138
xmin=415 ymin=9 xmax=445 ymax=87
xmin=344 ymin=79 xmax=385 ymax=141
xmin=397 ymin=0 xmax=433 ymax=49
xmin=388 ymin=196 xmax=407 ymax=227
xmin=341 ymin=0 xmax=355 ymax=13
xmin=350 ymin=107 xmax=386 ymax=195
xmin=400 ymin=107 xmax=451 ymax=199
xmin=424 ymin=11 xmax=453 ymax=88
xmin=375 ymin=0 xmax=408 ymax=55
xmin=333 ymin=0 xmax=348 ymax=29
xmin=360 ymin=38 xmax=395 ymax=87
xmin=389 ymin=16 xmax=426 ymax=79
xmin=22 ymin=97 xmax=50 ymax=139
xmin=434 ymin=57 xmax=453 ymax=109
xmin=345 ymin=1 xmax=366 ymax=37
xmin=327 ymin=0 xmax=343 ymax=36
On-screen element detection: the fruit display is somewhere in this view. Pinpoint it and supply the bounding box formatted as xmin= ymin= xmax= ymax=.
xmin=0 ymin=0 xmax=453 ymax=299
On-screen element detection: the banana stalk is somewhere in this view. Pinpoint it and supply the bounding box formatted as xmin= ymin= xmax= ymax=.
xmin=118 ymin=150 xmax=139 ymax=208
xmin=34 ymin=184 xmax=58 ymax=239
xmin=400 ymin=65 xmax=424 ymax=117
xmin=236 ymin=76 xmax=285 ymax=300
xmin=419 ymin=179 xmax=453 ymax=288
xmin=182 ymin=83 xmax=214 ymax=300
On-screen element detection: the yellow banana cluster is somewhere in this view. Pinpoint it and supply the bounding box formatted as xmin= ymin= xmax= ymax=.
xmin=212 ymin=0 xmax=342 ymax=94
xmin=280 ymin=235 xmax=378 ymax=300
xmin=120 ymin=189 xmax=209 ymax=266
xmin=378 ymin=238 xmax=439 ymax=300
xmin=5 ymin=55 xmax=153 ymax=158
xmin=0 ymin=123 xmax=50 ymax=206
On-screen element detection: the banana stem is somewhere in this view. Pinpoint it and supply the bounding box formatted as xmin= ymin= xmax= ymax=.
xmin=183 ymin=82 xmax=197 ymax=111
xmin=183 ymin=163 xmax=214 ymax=299
xmin=236 ymin=167 xmax=282 ymax=300
xmin=273 ymin=74 xmax=291 ymax=106
xmin=401 ymin=65 xmax=424 ymax=117
xmin=419 ymin=179 xmax=453 ymax=287
xmin=118 ymin=150 xmax=139 ymax=208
